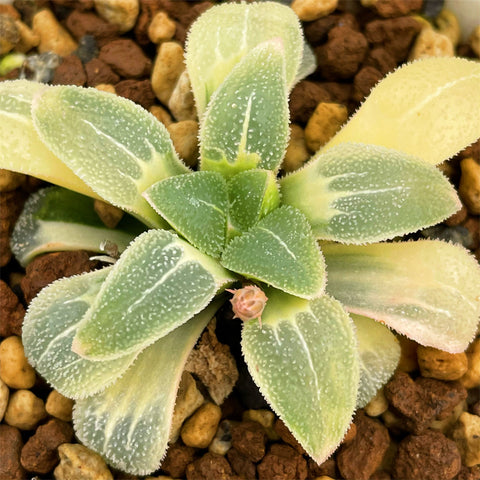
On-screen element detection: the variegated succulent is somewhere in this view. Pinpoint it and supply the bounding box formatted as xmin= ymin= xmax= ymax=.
xmin=1 ymin=1 xmax=480 ymax=475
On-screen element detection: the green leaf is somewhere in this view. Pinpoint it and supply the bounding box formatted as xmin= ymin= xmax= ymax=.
xmin=199 ymin=39 xmax=289 ymax=178
xmin=73 ymin=230 xmax=236 ymax=360
xmin=0 ymin=80 xmax=97 ymax=197
xmin=11 ymin=187 xmax=145 ymax=267
xmin=352 ymin=314 xmax=400 ymax=408
xmin=324 ymin=57 xmax=480 ymax=165
xmin=222 ymin=206 xmax=325 ymax=299
xmin=73 ymin=300 xmax=221 ymax=475
xmin=23 ymin=268 xmax=138 ymax=399
xmin=227 ymin=169 xmax=280 ymax=237
xmin=322 ymin=240 xmax=480 ymax=353
xmin=280 ymin=143 xmax=460 ymax=243
xmin=32 ymin=85 xmax=190 ymax=228
xmin=144 ymin=172 xmax=228 ymax=258
xmin=295 ymin=41 xmax=316 ymax=84
xmin=242 ymin=290 xmax=359 ymax=465
xmin=185 ymin=1 xmax=303 ymax=115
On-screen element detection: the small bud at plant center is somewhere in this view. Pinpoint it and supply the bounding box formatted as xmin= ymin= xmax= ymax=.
xmin=227 ymin=285 xmax=268 ymax=326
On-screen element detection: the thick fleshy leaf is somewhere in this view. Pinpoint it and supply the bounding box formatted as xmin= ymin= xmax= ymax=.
xmin=242 ymin=290 xmax=359 ymax=465
xmin=144 ymin=171 xmax=228 ymax=258
xmin=322 ymin=240 xmax=480 ymax=353
xmin=11 ymin=187 xmax=145 ymax=266
xmin=23 ymin=268 xmax=139 ymax=399
xmin=73 ymin=230 xmax=235 ymax=360
xmin=74 ymin=300 xmax=220 ymax=475
xmin=222 ymin=206 xmax=325 ymax=299
xmin=199 ymin=39 xmax=289 ymax=178
xmin=280 ymin=143 xmax=460 ymax=243
xmin=32 ymin=85 xmax=189 ymax=227
xmin=352 ymin=314 xmax=400 ymax=408
xmin=295 ymin=41 xmax=316 ymax=84
xmin=185 ymin=1 xmax=303 ymax=115
xmin=324 ymin=58 xmax=480 ymax=165
xmin=0 ymin=80 xmax=96 ymax=197
xmin=227 ymin=169 xmax=280 ymax=237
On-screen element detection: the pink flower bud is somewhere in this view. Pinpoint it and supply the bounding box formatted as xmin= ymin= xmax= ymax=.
xmin=227 ymin=285 xmax=268 ymax=325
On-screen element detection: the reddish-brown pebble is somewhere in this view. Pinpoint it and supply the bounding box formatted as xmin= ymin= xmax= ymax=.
xmin=0 ymin=281 xmax=24 ymax=337
xmin=160 ymin=443 xmax=196 ymax=479
xmin=115 ymin=79 xmax=155 ymax=109
xmin=66 ymin=10 xmax=119 ymax=47
xmin=231 ymin=421 xmax=267 ymax=463
xmin=52 ymin=54 xmax=86 ymax=86
xmin=85 ymin=58 xmax=120 ymax=86
xmin=99 ymin=38 xmax=151 ymax=78
xmin=0 ymin=424 xmax=25 ymax=480
xmin=352 ymin=66 xmax=383 ymax=102
xmin=372 ymin=0 xmax=423 ymax=18
xmin=273 ymin=418 xmax=307 ymax=454
xmin=227 ymin=448 xmax=257 ymax=479
xmin=289 ymin=80 xmax=331 ymax=125
xmin=185 ymin=452 xmax=233 ymax=480
xmin=257 ymin=444 xmax=308 ymax=480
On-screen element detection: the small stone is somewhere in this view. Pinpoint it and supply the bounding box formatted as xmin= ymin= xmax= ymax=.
xmin=20 ymin=418 xmax=74 ymax=474
xmin=94 ymin=0 xmax=139 ymax=33
xmin=33 ymin=9 xmax=78 ymax=57
xmin=436 ymin=9 xmax=461 ymax=46
xmin=417 ymin=345 xmax=468 ymax=381
xmin=257 ymin=444 xmax=308 ymax=480
xmin=52 ymin=54 xmax=87 ymax=86
xmin=307 ymin=457 xmax=337 ymax=479
xmin=445 ymin=204 xmax=469 ymax=226
xmin=393 ymin=430 xmax=461 ymax=480
xmin=305 ymin=102 xmax=348 ymax=152
xmin=274 ymin=418 xmax=306 ymax=454
xmin=291 ymin=0 xmax=338 ymax=21
xmin=452 ymin=412 xmax=480 ymax=467
xmin=185 ymin=452 xmax=232 ymax=480
xmin=160 ymin=443 xmax=196 ymax=479
xmin=75 ymin=34 xmax=98 ymax=63
xmin=227 ymin=448 xmax=256 ymax=479
xmin=461 ymin=338 xmax=480 ymax=389
xmin=209 ymin=419 xmax=235 ymax=456
xmin=289 ymin=80 xmax=332 ymax=125
xmin=54 ymin=443 xmax=113 ymax=480
xmin=181 ymin=402 xmax=222 ymax=449
xmin=0 ymin=336 xmax=36 ymax=390
xmin=167 ymin=120 xmax=199 ymax=168
xmin=94 ymin=199 xmax=124 ymax=229
xmin=4 ymin=389 xmax=47 ymax=430
xmin=150 ymin=104 xmax=173 ymax=127
xmin=151 ymin=41 xmax=185 ymax=105
xmin=85 ymin=58 xmax=120 ymax=86
xmin=169 ymin=372 xmax=204 ymax=442
xmin=372 ymin=0 xmax=422 ymax=17
xmin=0 ymin=378 xmax=9 ymax=421
xmin=470 ymin=25 xmax=480 ymax=58
xmin=0 ymin=14 xmax=20 ymax=55
xmin=337 ymin=412 xmax=390 ymax=480
xmin=282 ymin=124 xmax=309 ymax=173
xmin=99 ymin=38 xmax=151 ymax=78
xmin=352 ymin=66 xmax=383 ymax=102
xmin=66 ymin=10 xmax=119 ymax=47
xmin=0 ymin=280 xmax=25 ymax=337
xmin=459 ymin=158 xmax=480 ymax=215
xmin=363 ymin=47 xmax=397 ymax=75
xmin=365 ymin=388 xmax=389 ymax=417
xmin=46 ymin=390 xmax=74 ymax=422
xmin=168 ymin=70 xmax=196 ymax=121
xmin=231 ymin=420 xmax=267 ymax=463
xmin=148 ymin=11 xmax=176 ymax=44
xmin=0 ymin=424 xmax=25 ymax=480
xmin=116 ymin=78 xmax=156 ymax=110
xmin=242 ymin=409 xmax=277 ymax=440
xmin=95 ymin=83 xmax=116 ymax=94
xmin=409 ymin=27 xmax=454 ymax=60
xmin=15 ymin=19 xmax=40 ymax=53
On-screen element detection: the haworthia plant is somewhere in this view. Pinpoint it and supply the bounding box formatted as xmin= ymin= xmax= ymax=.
xmin=1 ymin=1 xmax=480 ymax=475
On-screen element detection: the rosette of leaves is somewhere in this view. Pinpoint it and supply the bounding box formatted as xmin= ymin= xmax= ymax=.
xmin=1 ymin=1 xmax=480 ymax=475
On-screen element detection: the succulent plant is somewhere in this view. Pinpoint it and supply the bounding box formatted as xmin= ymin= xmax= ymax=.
xmin=1 ymin=1 xmax=480 ymax=475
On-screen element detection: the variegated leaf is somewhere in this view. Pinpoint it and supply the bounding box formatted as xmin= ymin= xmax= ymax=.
xmin=222 ymin=206 xmax=326 ymax=299
xmin=280 ymin=143 xmax=460 ymax=243
xmin=242 ymin=290 xmax=359 ymax=465
xmin=185 ymin=1 xmax=303 ymax=115
xmin=73 ymin=230 xmax=236 ymax=360
xmin=32 ymin=85 xmax=190 ymax=227
xmin=199 ymin=39 xmax=289 ymax=178
xmin=322 ymin=240 xmax=480 ymax=353
xmin=23 ymin=268 xmax=138 ymax=399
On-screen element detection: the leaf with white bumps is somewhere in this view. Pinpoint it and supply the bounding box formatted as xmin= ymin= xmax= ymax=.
xmin=32 ymin=85 xmax=189 ymax=227
xmin=322 ymin=240 xmax=480 ymax=353
xmin=74 ymin=300 xmax=220 ymax=475
xmin=280 ymin=143 xmax=460 ymax=243
xmin=352 ymin=314 xmax=400 ymax=408
xmin=222 ymin=206 xmax=326 ymax=299
xmin=23 ymin=268 xmax=138 ymax=399
xmin=0 ymin=80 xmax=96 ymax=197
xmin=144 ymin=171 xmax=228 ymax=258
xmin=12 ymin=187 xmax=145 ymax=267
xmin=199 ymin=39 xmax=289 ymax=178
xmin=324 ymin=58 xmax=480 ymax=165
xmin=73 ymin=230 xmax=235 ymax=360
xmin=242 ymin=290 xmax=359 ymax=465
xmin=186 ymin=1 xmax=303 ymax=115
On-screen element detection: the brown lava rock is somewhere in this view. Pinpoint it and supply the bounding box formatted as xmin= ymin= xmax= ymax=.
xmin=337 ymin=411 xmax=390 ymax=480
xmin=99 ymin=39 xmax=152 ymax=79
xmin=363 ymin=47 xmax=398 ymax=75
xmin=160 ymin=443 xmax=196 ymax=479
xmin=21 ymin=251 xmax=97 ymax=304
xmin=185 ymin=451 xmax=236 ymax=480
xmin=393 ymin=430 xmax=461 ymax=480
xmin=85 ymin=57 xmax=120 ymax=86
xmin=20 ymin=418 xmax=73 ymax=474
xmin=372 ymin=0 xmax=423 ymax=18
xmin=0 ymin=280 xmax=25 ymax=337
xmin=227 ymin=448 xmax=256 ymax=480
xmin=274 ymin=418 xmax=306 ymax=454
xmin=115 ymin=79 xmax=155 ymax=109
xmin=352 ymin=66 xmax=383 ymax=102
xmin=307 ymin=457 xmax=337 ymax=479
xmin=289 ymin=80 xmax=331 ymax=124
xmin=257 ymin=443 xmax=307 ymax=480
xmin=52 ymin=54 xmax=86 ymax=86
xmin=66 ymin=10 xmax=119 ymax=47
xmin=0 ymin=424 xmax=25 ymax=480
xmin=231 ymin=420 xmax=267 ymax=463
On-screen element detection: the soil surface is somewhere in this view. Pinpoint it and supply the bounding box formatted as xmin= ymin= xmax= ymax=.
xmin=1 ymin=1 xmax=480 ymax=480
